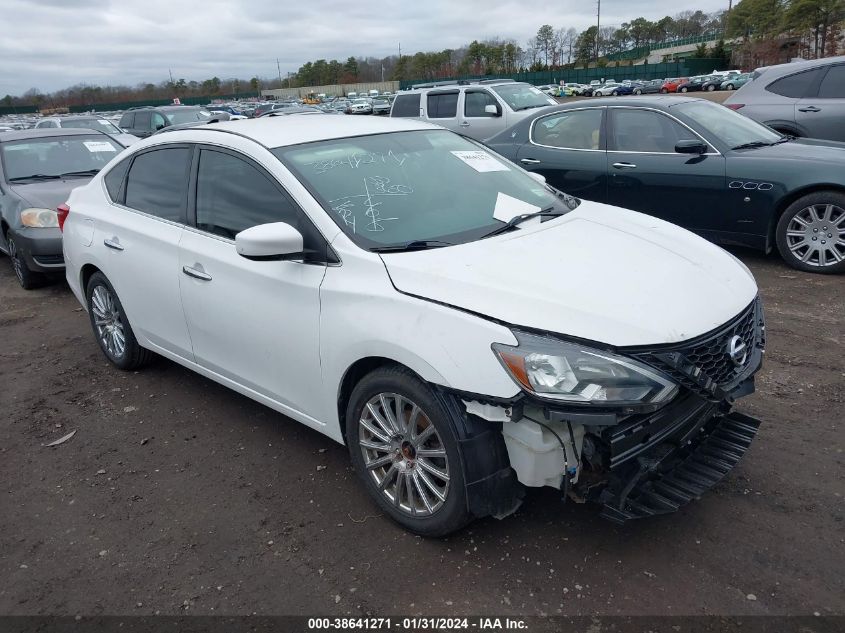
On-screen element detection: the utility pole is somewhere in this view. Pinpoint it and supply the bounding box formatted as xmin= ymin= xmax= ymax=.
xmin=168 ymin=68 xmax=174 ymax=84
xmin=277 ymin=59 xmax=283 ymax=88
xmin=595 ymin=0 xmax=601 ymax=63
xmin=398 ymin=42 xmax=401 ymax=59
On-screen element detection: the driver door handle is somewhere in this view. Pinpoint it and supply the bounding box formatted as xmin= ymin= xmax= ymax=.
xmin=612 ymin=162 xmax=637 ymax=169
xmin=520 ymin=158 xmax=541 ymax=165
xmin=182 ymin=265 xmax=212 ymax=281
xmin=798 ymin=105 xmax=820 ymax=112
xmin=103 ymin=238 xmax=124 ymax=251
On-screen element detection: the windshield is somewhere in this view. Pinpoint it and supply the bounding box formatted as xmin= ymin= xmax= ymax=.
xmin=1 ymin=134 xmax=122 ymax=181
xmin=491 ymin=84 xmax=556 ymax=111
xmin=164 ymin=109 xmax=212 ymax=125
xmin=61 ymin=118 xmax=122 ymax=135
xmin=674 ymin=100 xmax=781 ymax=148
xmin=274 ymin=130 xmax=577 ymax=250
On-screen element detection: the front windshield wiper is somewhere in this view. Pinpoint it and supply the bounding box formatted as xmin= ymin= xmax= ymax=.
xmin=514 ymin=104 xmax=551 ymax=111
xmin=731 ymin=140 xmax=772 ymax=150
xmin=370 ymin=240 xmax=454 ymax=253
xmin=60 ymin=169 xmax=100 ymax=177
xmin=771 ymin=135 xmax=795 ymax=145
xmin=482 ymin=207 xmax=565 ymax=239
xmin=8 ymin=174 xmax=61 ymax=182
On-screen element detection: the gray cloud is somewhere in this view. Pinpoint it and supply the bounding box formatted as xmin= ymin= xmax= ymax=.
xmin=0 ymin=0 xmax=729 ymax=95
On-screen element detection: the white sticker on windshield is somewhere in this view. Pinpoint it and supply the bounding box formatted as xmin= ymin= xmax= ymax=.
xmin=98 ymin=119 xmax=110 ymax=125
xmin=83 ymin=141 xmax=117 ymax=153
xmin=450 ymin=150 xmax=509 ymax=173
xmin=493 ymin=192 xmax=541 ymax=223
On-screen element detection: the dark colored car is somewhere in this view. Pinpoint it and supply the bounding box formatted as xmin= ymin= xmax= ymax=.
xmin=118 ymin=106 xmax=222 ymax=138
xmin=700 ymin=76 xmax=726 ymax=92
xmin=486 ymin=96 xmax=845 ymax=273
xmin=257 ymin=106 xmax=325 ymax=117
xmin=631 ymin=79 xmax=664 ymax=95
xmin=676 ymin=76 xmax=711 ymax=93
xmin=252 ymin=102 xmax=297 ymax=118
xmin=0 ymin=128 xmax=123 ymax=288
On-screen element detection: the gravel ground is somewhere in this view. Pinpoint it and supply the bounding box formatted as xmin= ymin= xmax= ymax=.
xmin=0 ymin=243 xmax=842 ymax=618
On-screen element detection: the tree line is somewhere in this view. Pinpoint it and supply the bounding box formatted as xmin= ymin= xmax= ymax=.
xmin=2 ymin=1 xmax=842 ymax=109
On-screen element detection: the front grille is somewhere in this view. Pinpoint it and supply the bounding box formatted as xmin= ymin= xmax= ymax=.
xmin=631 ymin=298 xmax=764 ymax=400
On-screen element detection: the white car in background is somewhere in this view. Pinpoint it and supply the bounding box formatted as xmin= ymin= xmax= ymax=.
xmin=61 ymin=116 xmax=765 ymax=535
xmin=35 ymin=115 xmax=140 ymax=146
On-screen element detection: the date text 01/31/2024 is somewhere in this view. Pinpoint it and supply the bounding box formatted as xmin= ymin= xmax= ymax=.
xmin=307 ymin=617 xmax=528 ymax=630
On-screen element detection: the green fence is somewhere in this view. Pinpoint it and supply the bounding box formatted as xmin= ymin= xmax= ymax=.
xmin=0 ymin=104 xmax=38 ymax=116
xmin=606 ymin=32 xmax=726 ymax=62
xmin=399 ymin=59 xmax=728 ymax=90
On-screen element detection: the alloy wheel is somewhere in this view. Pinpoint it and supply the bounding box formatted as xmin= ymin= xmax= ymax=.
xmin=358 ymin=393 xmax=450 ymax=517
xmin=7 ymin=236 xmax=23 ymax=285
xmin=91 ymin=285 xmax=127 ymax=358
xmin=786 ymin=203 xmax=845 ymax=268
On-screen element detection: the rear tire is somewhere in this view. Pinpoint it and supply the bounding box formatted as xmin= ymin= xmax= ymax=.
xmin=6 ymin=234 xmax=43 ymax=290
xmin=775 ymin=191 xmax=845 ymax=274
xmin=707 ymin=84 xmax=716 ymax=91
xmin=346 ymin=366 xmax=473 ymax=537
xmin=85 ymin=272 xmax=154 ymax=369
xmin=660 ymin=88 xmax=668 ymax=94
xmin=726 ymin=84 xmax=735 ymax=90
xmin=680 ymin=87 xmax=688 ymax=93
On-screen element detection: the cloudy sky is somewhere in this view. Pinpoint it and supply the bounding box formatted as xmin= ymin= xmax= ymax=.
xmin=0 ymin=0 xmax=731 ymax=96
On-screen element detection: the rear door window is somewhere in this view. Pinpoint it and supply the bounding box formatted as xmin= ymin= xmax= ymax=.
xmin=817 ymin=64 xmax=845 ymax=98
xmin=766 ymin=68 xmax=824 ymax=98
xmin=532 ymin=108 xmax=603 ymax=150
xmin=426 ymin=91 xmax=458 ymax=119
xmin=133 ymin=111 xmax=152 ymax=131
xmin=124 ymin=147 xmax=191 ymax=222
xmin=390 ymin=94 xmax=420 ymax=117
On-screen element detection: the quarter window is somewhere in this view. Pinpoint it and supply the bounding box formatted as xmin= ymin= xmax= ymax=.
xmin=610 ymin=109 xmax=698 ymax=153
xmin=766 ymin=68 xmax=823 ymax=98
xmin=427 ymin=92 xmax=458 ymax=118
xmin=532 ymin=109 xmax=603 ymax=149
xmin=390 ymin=94 xmax=421 ymax=118
xmin=124 ymin=147 xmax=190 ymax=222
xmin=817 ymin=65 xmax=845 ymax=98
xmin=464 ymin=91 xmax=498 ymax=118
xmin=104 ymin=158 xmax=130 ymax=203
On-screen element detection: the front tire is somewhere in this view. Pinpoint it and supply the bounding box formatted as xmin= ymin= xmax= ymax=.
xmin=634 ymin=89 xmax=642 ymax=95
xmin=726 ymin=84 xmax=735 ymax=90
xmin=707 ymin=84 xmax=716 ymax=91
xmin=86 ymin=272 xmax=153 ymax=369
xmin=680 ymin=87 xmax=688 ymax=93
xmin=6 ymin=234 xmax=43 ymax=290
xmin=660 ymin=88 xmax=668 ymax=94
xmin=776 ymin=191 xmax=845 ymax=274
xmin=347 ymin=366 xmax=472 ymax=536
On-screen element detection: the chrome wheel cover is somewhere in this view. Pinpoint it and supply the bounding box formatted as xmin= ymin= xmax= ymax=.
xmin=786 ymin=203 xmax=845 ymax=268
xmin=91 ymin=285 xmax=126 ymax=358
xmin=358 ymin=393 xmax=450 ymax=517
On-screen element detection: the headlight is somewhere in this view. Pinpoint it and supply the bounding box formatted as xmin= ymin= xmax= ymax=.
xmin=21 ymin=208 xmax=59 ymax=228
xmin=493 ymin=331 xmax=678 ymax=407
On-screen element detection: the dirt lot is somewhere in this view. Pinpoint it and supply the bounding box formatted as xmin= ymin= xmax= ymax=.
xmin=0 ymin=246 xmax=842 ymax=619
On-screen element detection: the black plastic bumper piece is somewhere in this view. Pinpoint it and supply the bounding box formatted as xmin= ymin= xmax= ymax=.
xmin=599 ymin=411 xmax=760 ymax=524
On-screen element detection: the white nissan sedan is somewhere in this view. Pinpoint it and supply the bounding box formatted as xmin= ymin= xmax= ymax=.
xmin=62 ymin=117 xmax=765 ymax=536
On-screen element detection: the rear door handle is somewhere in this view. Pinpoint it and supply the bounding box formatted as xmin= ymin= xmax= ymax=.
xmin=520 ymin=158 xmax=541 ymax=165
xmin=182 ymin=265 xmax=212 ymax=281
xmin=612 ymin=162 xmax=637 ymax=169
xmin=459 ymin=121 xmax=470 ymax=127
xmin=103 ymin=238 xmax=124 ymax=251
xmin=798 ymin=105 xmax=820 ymax=112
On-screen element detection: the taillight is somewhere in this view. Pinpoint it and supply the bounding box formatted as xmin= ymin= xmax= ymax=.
xmin=57 ymin=204 xmax=70 ymax=232
xmin=725 ymin=103 xmax=745 ymax=110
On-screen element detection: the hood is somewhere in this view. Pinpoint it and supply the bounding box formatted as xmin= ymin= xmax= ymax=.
xmin=10 ymin=178 xmax=93 ymax=210
xmin=380 ymin=202 xmax=758 ymax=347
xmin=738 ymin=138 xmax=845 ymax=163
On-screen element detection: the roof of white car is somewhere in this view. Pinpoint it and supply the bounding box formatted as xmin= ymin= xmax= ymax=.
xmin=197 ymin=116 xmax=436 ymax=148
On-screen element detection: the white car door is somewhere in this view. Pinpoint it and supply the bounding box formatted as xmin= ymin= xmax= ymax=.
xmin=459 ymin=89 xmax=504 ymax=140
xmin=178 ymin=146 xmax=328 ymax=420
xmin=96 ymin=145 xmax=194 ymax=359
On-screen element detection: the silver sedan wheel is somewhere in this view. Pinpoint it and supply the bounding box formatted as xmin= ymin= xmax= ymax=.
xmin=91 ymin=285 xmax=126 ymax=358
xmin=786 ymin=204 xmax=845 ymax=268
xmin=358 ymin=393 xmax=450 ymax=517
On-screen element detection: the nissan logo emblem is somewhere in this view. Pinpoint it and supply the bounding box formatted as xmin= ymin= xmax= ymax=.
xmin=727 ymin=335 xmax=748 ymax=366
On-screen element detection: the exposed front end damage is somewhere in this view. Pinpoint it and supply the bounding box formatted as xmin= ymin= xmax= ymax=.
xmin=460 ymin=299 xmax=765 ymax=524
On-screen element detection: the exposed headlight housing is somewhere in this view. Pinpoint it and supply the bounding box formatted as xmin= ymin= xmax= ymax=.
xmin=493 ymin=331 xmax=678 ymax=408
xmin=21 ymin=208 xmax=59 ymax=228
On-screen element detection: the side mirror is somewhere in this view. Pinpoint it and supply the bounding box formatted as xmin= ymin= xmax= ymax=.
xmin=528 ymin=172 xmax=547 ymax=185
xmin=675 ymin=139 xmax=708 ymax=155
xmin=155 ymin=122 xmax=166 ymax=131
xmin=236 ymin=222 xmax=304 ymax=260
xmin=484 ymin=104 xmax=502 ymax=117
